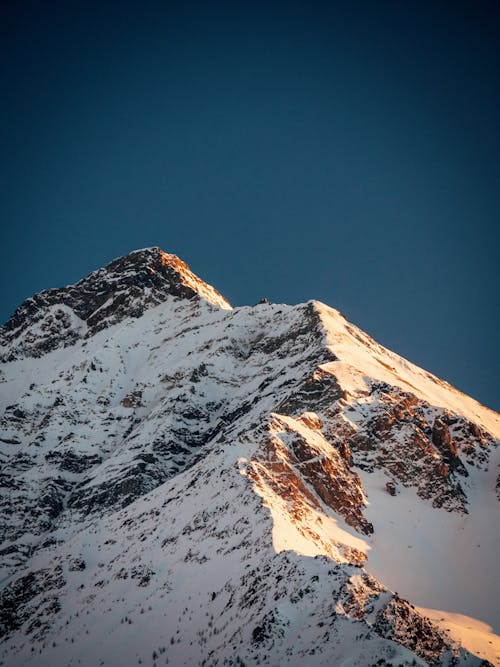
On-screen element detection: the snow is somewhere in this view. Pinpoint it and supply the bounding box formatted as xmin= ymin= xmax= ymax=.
xmin=247 ymin=460 xmax=370 ymax=560
xmin=157 ymin=249 xmax=232 ymax=310
xmin=417 ymin=607 xmax=500 ymax=667
xmin=315 ymin=301 xmax=500 ymax=438
xmin=359 ymin=451 xmax=500 ymax=633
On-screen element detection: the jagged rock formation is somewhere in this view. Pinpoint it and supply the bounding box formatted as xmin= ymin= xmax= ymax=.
xmin=0 ymin=247 xmax=498 ymax=667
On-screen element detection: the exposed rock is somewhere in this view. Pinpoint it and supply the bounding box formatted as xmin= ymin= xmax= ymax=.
xmin=297 ymin=411 xmax=323 ymax=430
xmin=386 ymin=481 xmax=397 ymax=496
xmin=0 ymin=566 xmax=64 ymax=639
xmin=68 ymin=558 xmax=86 ymax=572
xmin=121 ymin=389 xmax=143 ymax=408
xmin=44 ymin=450 xmax=102 ymax=474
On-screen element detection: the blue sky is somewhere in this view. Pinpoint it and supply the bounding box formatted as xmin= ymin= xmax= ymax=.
xmin=1 ymin=1 xmax=498 ymax=410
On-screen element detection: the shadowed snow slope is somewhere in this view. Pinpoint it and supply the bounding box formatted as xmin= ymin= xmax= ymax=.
xmin=0 ymin=248 xmax=498 ymax=667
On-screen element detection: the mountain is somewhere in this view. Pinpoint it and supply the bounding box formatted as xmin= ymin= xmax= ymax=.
xmin=0 ymin=246 xmax=498 ymax=667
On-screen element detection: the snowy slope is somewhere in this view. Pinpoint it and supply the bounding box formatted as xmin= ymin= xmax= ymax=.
xmin=316 ymin=302 xmax=499 ymax=435
xmin=0 ymin=247 xmax=498 ymax=667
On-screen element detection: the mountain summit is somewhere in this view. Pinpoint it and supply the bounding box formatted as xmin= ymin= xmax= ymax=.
xmin=0 ymin=247 xmax=231 ymax=361
xmin=0 ymin=249 xmax=498 ymax=667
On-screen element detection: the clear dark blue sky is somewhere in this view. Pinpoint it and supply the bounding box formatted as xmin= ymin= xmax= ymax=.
xmin=1 ymin=1 xmax=498 ymax=410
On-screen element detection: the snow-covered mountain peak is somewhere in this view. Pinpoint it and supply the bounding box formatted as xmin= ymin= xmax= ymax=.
xmin=1 ymin=253 xmax=499 ymax=666
xmin=97 ymin=246 xmax=232 ymax=312
xmin=0 ymin=247 xmax=231 ymax=362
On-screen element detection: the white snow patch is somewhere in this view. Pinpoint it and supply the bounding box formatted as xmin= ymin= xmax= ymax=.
xmin=417 ymin=607 xmax=500 ymax=667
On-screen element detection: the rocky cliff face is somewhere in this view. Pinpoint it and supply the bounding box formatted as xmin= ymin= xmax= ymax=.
xmin=0 ymin=248 xmax=498 ymax=667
